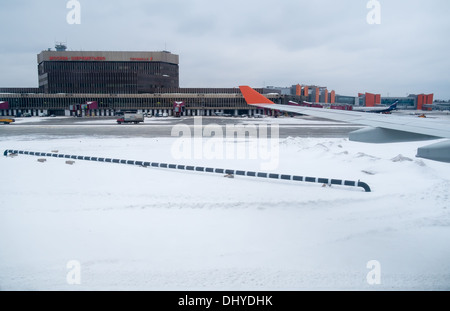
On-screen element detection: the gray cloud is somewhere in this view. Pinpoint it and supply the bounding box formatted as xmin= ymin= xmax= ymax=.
xmin=0 ymin=0 xmax=449 ymax=99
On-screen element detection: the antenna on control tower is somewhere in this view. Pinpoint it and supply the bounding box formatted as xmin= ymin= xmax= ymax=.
xmin=55 ymin=42 xmax=67 ymax=51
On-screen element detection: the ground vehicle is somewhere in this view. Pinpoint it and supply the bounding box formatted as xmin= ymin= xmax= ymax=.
xmin=214 ymin=112 xmax=232 ymax=117
xmin=254 ymin=114 xmax=266 ymax=118
xmin=0 ymin=118 xmax=15 ymax=124
xmin=173 ymin=101 xmax=185 ymax=117
xmin=117 ymin=113 xmax=144 ymax=124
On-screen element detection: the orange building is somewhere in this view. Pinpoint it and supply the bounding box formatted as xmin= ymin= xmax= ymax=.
xmin=315 ymin=88 xmax=320 ymax=103
xmin=295 ymin=84 xmax=302 ymax=96
xmin=417 ymin=94 xmax=434 ymax=111
xmin=362 ymin=92 xmax=381 ymax=107
xmin=304 ymin=86 xmax=309 ymax=97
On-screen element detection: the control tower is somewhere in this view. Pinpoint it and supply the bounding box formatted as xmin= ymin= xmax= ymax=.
xmin=55 ymin=42 xmax=67 ymax=52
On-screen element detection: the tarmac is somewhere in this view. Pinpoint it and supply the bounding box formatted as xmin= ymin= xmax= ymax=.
xmin=0 ymin=116 xmax=363 ymax=139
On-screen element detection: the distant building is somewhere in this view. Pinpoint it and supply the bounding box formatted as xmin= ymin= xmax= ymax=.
xmin=0 ymin=88 xmax=277 ymax=117
xmin=358 ymin=93 xmax=381 ymax=107
xmin=335 ymin=95 xmax=359 ymax=106
xmin=268 ymin=84 xmax=336 ymax=104
xmin=380 ymin=96 xmax=416 ymax=109
xmin=359 ymin=93 xmax=433 ymax=110
xmin=37 ymin=47 xmax=179 ymax=94
xmin=266 ymin=86 xmax=292 ymax=95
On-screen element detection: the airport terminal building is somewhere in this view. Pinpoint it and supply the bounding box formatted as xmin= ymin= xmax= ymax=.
xmin=37 ymin=49 xmax=179 ymax=94
xmin=0 ymin=46 xmax=437 ymax=117
xmin=0 ymin=90 xmax=283 ymax=117
xmin=0 ymin=46 xmax=293 ymax=117
xmin=0 ymin=87 xmax=288 ymax=117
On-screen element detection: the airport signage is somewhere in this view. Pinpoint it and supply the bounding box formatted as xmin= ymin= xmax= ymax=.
xmin=85 ymin=101 xmax=98 ymax=109
xmin=130 ymin=57 xmax=153 ymax=61
xmin=49 ymin=56 xmax=106 ymax=61
xmin=69 ymin=101 xmax=98 ymax=111
xmin=48 ymin=56 xmax=153 ymax=61
xmin=0 ymin=101 xmax=9 ymax=109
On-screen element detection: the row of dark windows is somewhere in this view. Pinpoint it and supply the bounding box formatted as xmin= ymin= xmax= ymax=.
xmin=1 ymin=96 xmax=252 ymax=110
xmin=156 ymin=88 xmax=268 ymax=94
xmin=0 ymin=87 xmax=267 ymax=95
xmin=39 ymin=61 xmax=178 ymax=75
xmin=41 ymin=75 xmax=178 ymax=94
xmin=38 ymin=61 xmax=179 ymax=94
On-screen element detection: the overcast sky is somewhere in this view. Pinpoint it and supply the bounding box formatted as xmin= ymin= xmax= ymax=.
xmin=0 ymin=0 xmax=449 ymax=99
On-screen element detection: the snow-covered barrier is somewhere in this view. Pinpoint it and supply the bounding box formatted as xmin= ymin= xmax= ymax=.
xmin=3 ymin=149 xmax=371 ymax=192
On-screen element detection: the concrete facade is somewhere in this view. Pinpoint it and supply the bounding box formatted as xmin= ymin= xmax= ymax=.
xmin=37 ymin=50 xmax=179 ymax=94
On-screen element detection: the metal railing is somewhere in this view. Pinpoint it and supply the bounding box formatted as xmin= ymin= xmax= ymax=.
xmin=4 ymin=149 xmax=371 ymax=192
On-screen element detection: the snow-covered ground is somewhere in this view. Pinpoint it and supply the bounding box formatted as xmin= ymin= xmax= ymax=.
xmin=12 ymin=117 xmax=61 ymax=124
xmin=0 ymin=134 xmax=449 ymax=290
xmin=12 ymin=115 xmax=352 ymax=126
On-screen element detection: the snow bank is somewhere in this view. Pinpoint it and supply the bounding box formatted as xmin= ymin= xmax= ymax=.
xmin=12 ymin=117 xmax=61 ymax=124
xmin=0 ymin=136 xmax=449 ymax=290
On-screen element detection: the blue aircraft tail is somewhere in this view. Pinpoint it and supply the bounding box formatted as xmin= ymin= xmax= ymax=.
xmin=389 ymin=101 xmax=399 ymax=111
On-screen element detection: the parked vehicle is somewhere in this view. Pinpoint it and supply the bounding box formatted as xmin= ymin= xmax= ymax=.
xmin=214 ymin=112 xmax=232 ymax=117
xmin=0 ymin=118 xmax=15 ymax=124
xmin=117 ymin=113 xmax=144 ymax=124
xmin=254 ymin=114 xmax=267 ymax=118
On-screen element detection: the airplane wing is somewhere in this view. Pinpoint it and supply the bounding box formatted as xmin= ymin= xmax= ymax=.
xmin=239 ymin=85 xmax=450 ymax=163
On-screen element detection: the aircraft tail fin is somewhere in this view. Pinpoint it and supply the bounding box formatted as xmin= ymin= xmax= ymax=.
xmin=239 ymin=86 xmax=275 ymax=106
xmin=390 ymin=101 xmax=399 ymax=110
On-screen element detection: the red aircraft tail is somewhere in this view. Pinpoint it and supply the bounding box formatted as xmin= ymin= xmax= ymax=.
xmin=239 ymin=86 xmax=275 ymax=106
